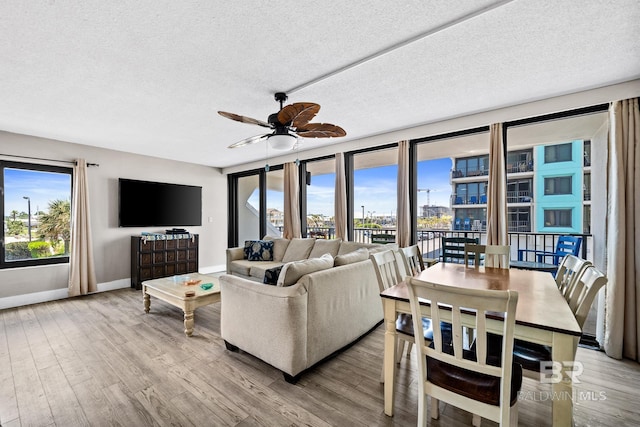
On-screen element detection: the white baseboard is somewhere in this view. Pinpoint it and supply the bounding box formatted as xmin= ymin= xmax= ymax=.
xmin=0 ymin=278 xmax=130 ymax=310
xmin=200 ymin=264 xmax=226 ymax=274
xmin=0 ymin=270 xmax=227 ymax=310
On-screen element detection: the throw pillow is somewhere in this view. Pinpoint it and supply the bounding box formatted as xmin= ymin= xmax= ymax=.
xmin=334 ymin=247 xmax=369 ymax=266
xmin=281 ymin=238 xmax=315 ymax=262
xmin=263 ymin=265 xmax=283 ymax=286
xmin=277 ymin=253 xmax=334 ymax=287
xmin=308 ymin=238 xmax=342 ymax=259
xmin=244 ymin=240 xmax=274 ymax=261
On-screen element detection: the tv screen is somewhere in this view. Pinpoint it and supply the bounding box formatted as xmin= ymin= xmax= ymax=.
xmin=118 ymin=178 xmax=202 ymax=227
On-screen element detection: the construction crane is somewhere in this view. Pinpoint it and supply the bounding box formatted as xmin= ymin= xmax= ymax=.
xmin=417 ymin=188 xmax=434 ymax=206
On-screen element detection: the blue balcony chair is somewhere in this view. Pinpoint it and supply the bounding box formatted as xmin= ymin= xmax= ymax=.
xmin=517 ymin=235 xmax=582 ymax=265
xmin=469 ymin=195 xmax=478 ymax=204
xmin=463 ymin=218 xmax=471 ymax=230
xmin=454 ymin=196 xmax=463 ymax=205
xmin=480 ymin=194 xmax=487 ymax=204
xmin=454 ymin=218 xmax=461 ymax=230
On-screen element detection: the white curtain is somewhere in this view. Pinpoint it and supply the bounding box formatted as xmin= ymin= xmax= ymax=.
xmin=68 ymin=159 xmax=97 ymax=296
xmin=283 ymin=162 xmax=301 ymax=239
xmin=485 ymin=123 xmax=508 ymax=268
xmin=334 ymin=153 xmax=348 ymax=240
xmin=396 ymin=140 xmax=411 ymax=247
xmin=604 ymin=98 xmax=640 ymax=361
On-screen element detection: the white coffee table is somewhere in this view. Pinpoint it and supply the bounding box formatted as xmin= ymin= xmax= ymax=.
xmin=142 ymin=273 xmax=220 ymax=336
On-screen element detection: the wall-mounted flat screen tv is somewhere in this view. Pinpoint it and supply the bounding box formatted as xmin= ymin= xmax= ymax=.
xmin=118 ymin=178 xmax=202 ymax=227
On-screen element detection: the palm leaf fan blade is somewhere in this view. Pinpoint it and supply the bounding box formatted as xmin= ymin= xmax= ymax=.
xmin=277 ymin=103 xmax=320 ymax=127
xmin=296 ymin=123 xmax=346 ymax=138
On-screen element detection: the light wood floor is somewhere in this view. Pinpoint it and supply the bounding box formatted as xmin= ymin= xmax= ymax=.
xmin=1 ymin=288 xmax=639 ymax=427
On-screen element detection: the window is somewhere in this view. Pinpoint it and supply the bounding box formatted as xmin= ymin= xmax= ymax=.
xmin=544 ymin=209 xmax=572 ymax=227
xmin=544 ymin=176 xmax=573 ymax=195
xmin=353 ymin=146 xmax=397 ymax=243
xmin=507 ymin=179 xmax=532 ymax=202
xmin=544 ymin=143 xmax=572 ymax=163
xmin=305 ymin=157 xmax=335 ymax=239
xmin=236 ymin=173 xmax=260 ymax=243
xmin=2 ymin=161 xmax=72 ymax=268
xmin=266 ymin=169 xmax=284 ymax=236
xmin=508 ymin=207 xmax=531 ymax=232
xmin=506 ymin=149 xmax=533 ymax=173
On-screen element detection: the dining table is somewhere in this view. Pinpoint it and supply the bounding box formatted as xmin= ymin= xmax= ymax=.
xmin=380 ymin=263 xmax=582 ymax=427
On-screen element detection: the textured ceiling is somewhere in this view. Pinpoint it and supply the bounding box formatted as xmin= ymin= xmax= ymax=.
xmin=1 ymin=0 xmax=638 ymax=168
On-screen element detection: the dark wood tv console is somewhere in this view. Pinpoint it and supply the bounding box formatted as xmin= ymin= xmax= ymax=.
xmin=131 ymin=234 xmax=199 ymax=290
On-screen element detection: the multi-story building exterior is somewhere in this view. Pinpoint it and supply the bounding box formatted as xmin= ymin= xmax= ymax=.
xmin=450 ymin=140 xmax=590 ymax=233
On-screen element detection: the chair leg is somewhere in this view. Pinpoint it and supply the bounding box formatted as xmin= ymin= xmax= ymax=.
xmin=430 ymin=397 xmax=440 ymax=420
xmin=396 ymin=340 xmax=406 ymax=364
xmin=472 ymin=413 xmax=481 ymax=426
xmin=417 ymin=394 xmax=428 ymax=427
xmin=509 ymin=402 xmax=518 ymax=427
xmin=406 ymin=341 xmax=413 ymax=357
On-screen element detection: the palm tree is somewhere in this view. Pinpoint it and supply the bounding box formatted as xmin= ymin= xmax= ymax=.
xmin=38 ymin=199 xmax=71 ymax=255
xmin=10 ymin=210 xmax=18 ymax=220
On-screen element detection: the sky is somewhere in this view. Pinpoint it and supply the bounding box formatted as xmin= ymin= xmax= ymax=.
xmin=3 ymin=168 xmax=71 ymax=216
xmin=254 ymin=157 xmax=453 ymax=217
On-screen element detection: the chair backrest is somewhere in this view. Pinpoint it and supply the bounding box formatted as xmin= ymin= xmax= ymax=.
xmin=369 ymin=249 xmax=403 ymax=293
xmin=442 ymin=236 xmax=478 ymax=263
xmin=567 ymin=266 xmax=607 ymax=328
xmin=398 ymin=245 xmax=425 ymax=276
xmin=464 ymin=243 xmax=510 ymax=268
xmin=555 ymin=254 xmax=592 ymax=300
xmin=554 ymin=236 xmax=583 ymax=262
xmin=463 ymin=243 xmax=485 ymax=266
xmin=407 ymin=276 xmax=519 ymax=423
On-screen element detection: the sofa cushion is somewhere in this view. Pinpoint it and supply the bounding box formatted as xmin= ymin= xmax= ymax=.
xmin=244 ymin=240 xmax=274 ymax=261
xmin=277 ymin=253 xmax=334 ymax=287
xmin=263 ymin=236 xmax=290 ymax=262
xmin=334 ymin=247 xmax=369 ymax=266
xmin=308 ymin=238 xmax=342 ymax=259
xmin=281 ymin=238 xmax=315 ymax=262
xmin=337 ymin=241 xmax=372 ymax=255
xmin=229 ymin=259 xmax=253 ymax=276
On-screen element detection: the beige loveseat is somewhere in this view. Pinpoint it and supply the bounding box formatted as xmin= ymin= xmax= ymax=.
xmin=220 ymin=237 xmax=386 ymax=382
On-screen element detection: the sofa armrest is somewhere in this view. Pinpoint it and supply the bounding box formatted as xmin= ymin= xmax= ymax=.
xmin=226 ymin=247 xmax=245 ymax=273
xmin=219 ymin=274 xmax=309 ymax=376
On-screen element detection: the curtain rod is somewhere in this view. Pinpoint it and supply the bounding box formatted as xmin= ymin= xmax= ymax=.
xmin=0 ymin=153 xmax=99 ymax=167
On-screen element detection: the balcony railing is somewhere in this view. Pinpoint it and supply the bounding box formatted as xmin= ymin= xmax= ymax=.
xmin=451 ymin=168 xmax=488 ymax=179
xmin=506 ymin=190 xmax=533 ymax=203
xmin=451 ymin=194 xmax=486 ymax=205
xmin=506 ymin=161 xmax=533 ymax=174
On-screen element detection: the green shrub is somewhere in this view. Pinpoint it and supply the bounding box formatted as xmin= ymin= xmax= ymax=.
xmin=28 ymin=241 xmax=51 ymax=258
xmin=5 ymin=242 xmax=30 ymax=260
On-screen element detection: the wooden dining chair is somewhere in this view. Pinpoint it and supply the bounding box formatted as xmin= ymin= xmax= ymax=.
xmin=493 ymin=265 xmax=607 ymax=380
xmin=370 ymin=250 xmax=431 ymax=374
xmin=555 ymin=254 xmax=592 ymax=301
xmin=398 ymin=244 xmax=425 ymax=276
xmin=407 ymin=276 xmax=521 ymax=427
xmin=464 ymin=244 xmax=510 ymax=268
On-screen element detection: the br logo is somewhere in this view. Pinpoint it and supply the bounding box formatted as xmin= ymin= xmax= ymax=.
xmin=540 ymin=361 xmax=584 ymax=384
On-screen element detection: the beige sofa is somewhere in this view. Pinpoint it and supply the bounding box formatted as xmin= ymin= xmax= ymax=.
xmin=226 ymin=236 xmax=381 ymax=282
xmin=220 ymin=237 xmax=386 ymax=382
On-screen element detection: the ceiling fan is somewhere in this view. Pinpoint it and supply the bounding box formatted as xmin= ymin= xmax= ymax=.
xmin=218 ymin=92 xmax=346 ymax=151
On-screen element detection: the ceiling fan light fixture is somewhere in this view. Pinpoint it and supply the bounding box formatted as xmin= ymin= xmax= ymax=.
xmin=268 ymin=133 xmax=297 ymax=150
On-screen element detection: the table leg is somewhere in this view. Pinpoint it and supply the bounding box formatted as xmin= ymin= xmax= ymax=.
xmin=551 ymin=332 xmax=577 ymax=427
xmin=143 ymin=287 xmax=150 ymax=313
xmin=383 ymin=299 xmax=398 ymax=416
xmin=184 ymin=310 xmax=194 ymax=336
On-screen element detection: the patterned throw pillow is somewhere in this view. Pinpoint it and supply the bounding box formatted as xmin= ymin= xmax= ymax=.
xmin=263 ymin=265 xmax=283 ymax=285
xmin=244 ymin=240 xmax=274 ymax=261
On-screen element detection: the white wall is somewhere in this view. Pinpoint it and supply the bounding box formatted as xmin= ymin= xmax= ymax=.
xmin=0 ymin=132 xmax=227 ymax=307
